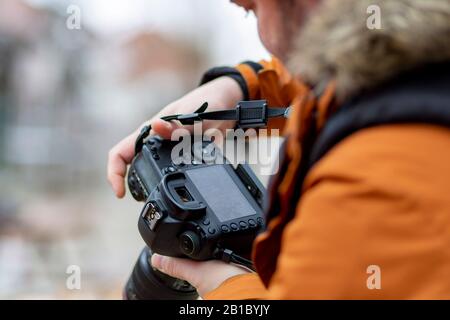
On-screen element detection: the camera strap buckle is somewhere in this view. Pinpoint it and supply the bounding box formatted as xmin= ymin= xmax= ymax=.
xmin=135 ymin=100 xmax=291 ymax=154
xmin=188 ymin=100 xmax=289 ymax=129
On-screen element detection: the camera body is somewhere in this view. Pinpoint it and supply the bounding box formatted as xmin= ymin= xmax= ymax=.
xmin=127 ymin=135 xmax=265 ymax=261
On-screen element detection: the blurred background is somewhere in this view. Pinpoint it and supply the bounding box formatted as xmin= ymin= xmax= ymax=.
xmin=0 ymin=0 xmax=269 ymax=299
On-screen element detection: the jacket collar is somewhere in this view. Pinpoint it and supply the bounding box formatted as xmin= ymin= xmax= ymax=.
xmin=288 ymin=0 xmax=450 ymax=102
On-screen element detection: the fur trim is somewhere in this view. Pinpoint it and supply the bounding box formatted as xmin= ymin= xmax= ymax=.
xmin=289 ymin=0 xmax=450 ymax=101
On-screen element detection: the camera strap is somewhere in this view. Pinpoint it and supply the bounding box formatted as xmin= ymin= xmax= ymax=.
xmin=135 ymin=100 xmax=290 ymax=154
xmin=215 ymin=248 xmax=255 ymax=271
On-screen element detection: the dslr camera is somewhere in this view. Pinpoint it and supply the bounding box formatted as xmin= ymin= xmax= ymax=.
xmin=124 ymin=134 xmax=266 ymax=300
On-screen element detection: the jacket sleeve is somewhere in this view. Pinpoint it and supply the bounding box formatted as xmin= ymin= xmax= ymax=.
xmin=205 ymin=273 xmax=267 ymax=300
xmin=205 ymin=124 xmax=450 ymax=299
xmin=235 ymin=58 xmax=299 ymax=101
xmin=235 ymin=57 xmax=307 ymax=132
xmin=201 ymin=57 xmax=306 ymax=132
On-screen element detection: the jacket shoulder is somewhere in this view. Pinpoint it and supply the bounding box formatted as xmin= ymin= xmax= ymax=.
xmin=268 ymin=124 xmax=450 ymax=299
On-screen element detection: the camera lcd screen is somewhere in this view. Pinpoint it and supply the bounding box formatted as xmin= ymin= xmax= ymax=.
xmin=185 ymin=165 xmax=257 ymax=223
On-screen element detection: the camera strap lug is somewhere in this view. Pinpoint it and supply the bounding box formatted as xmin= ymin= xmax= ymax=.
xmin=220 ymin=248 xmax=234 ymax=263
xmin=215 ymin=247 xmax=256 ymax=271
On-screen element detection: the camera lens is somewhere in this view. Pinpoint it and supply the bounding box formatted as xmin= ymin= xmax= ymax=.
xmin=124 ymin=247 xmax=198 ymax=300
xmin=179 ymin=231 xmax=201 ymax=256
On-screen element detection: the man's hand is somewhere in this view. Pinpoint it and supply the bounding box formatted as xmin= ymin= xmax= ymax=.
xmin=107 ymin=77 xmax=244 ymax=198
xmin=151 ymin=254 xmax=251 ymax=297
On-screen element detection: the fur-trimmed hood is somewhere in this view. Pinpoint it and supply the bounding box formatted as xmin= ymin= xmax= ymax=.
xmin=289 ymin=0 xmax=450 ymax=101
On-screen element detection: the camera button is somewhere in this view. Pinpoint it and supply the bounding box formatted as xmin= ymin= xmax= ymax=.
xmin=221 ymin=225 xmax=230 ymax=233
xmin=239 ymin=221 xmax=248 ymax=230
xmin=230 ymin=223 xmax=238 ymax=231
xmin=162 ymin=166 xmax=176 ymax=175
xmin=257 ymin=217 xmax=263 ymax=225
xmin=207 ymin=227 xmax=216 ymax=235
xmin=248 ymin=219 xmax=256 ymax=228
xmin=152 ymin=153 xmax=160 ymax=160
xmin=202 ymin=218 xmax=210 ymax=226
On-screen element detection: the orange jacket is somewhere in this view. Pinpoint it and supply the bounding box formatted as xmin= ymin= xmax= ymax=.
xmin=205 ymin=58 xmax=450 ymax=300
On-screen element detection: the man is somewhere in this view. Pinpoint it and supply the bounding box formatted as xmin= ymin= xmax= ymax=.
xmin=108 ymin=0 xmax=450 ymax=299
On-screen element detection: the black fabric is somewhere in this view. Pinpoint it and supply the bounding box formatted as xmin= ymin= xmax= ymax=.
xmin=241 ymin=61 xmax=264 ymax=74
xmin=307 ymin=62 xmax=450 ymax=170
xmin=199 ymin=66 xmax=250 ymax=101
xmin=199 ymin=61 xmax=263 ymax=102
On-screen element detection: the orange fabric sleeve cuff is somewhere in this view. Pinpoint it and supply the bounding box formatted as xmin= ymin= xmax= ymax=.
xmin=235 ymin=63 xmax=261 ymax=101
xmin=204 ymin=273 xmax=267 ymax=300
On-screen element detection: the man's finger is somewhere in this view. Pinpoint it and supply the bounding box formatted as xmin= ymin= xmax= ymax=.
xmin=151 ymin=119 xmax=184 ymax=139
xmin=151 ymin=254 xmax=201 ymax=286
xmin=107 ymin=131 xmax=139 ymax=198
